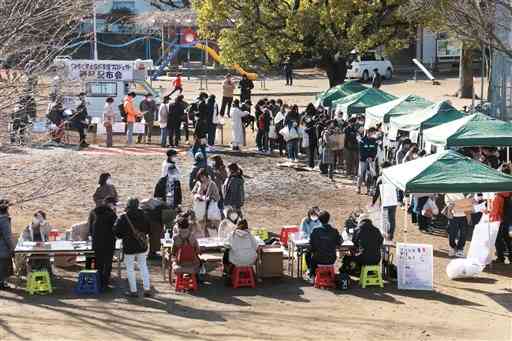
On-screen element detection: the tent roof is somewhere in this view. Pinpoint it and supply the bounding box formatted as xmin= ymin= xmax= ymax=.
xmin=389 ymin=101 xmax=464 ymax=132
xmin=365 ymin=95 xmax=433 ymax=124
xmin=382 ymin=150 xmax=512 ymax=194
xmin=423 ymin=113 xmax=512 ymax=147
xmin=315 ymin=81 xmax=368 ymax=108
xmin=331 ymin=88 xmax=397 ymax=114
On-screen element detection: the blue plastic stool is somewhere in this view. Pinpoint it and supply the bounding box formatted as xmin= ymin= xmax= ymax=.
xmin=75 ymin=270 xmax=100 ymax=294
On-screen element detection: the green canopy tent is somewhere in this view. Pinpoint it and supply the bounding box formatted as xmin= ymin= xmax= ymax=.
xmin=331 ymin=88 xmax=397 ymax=116
xmin=364 ymin=95 xmax=433 ymax=128
xmin=382 ymin=150 xmax=512 ymax=194
xmin=315 ymin=81 xmax=368 ymax=108
xmin=422 ymin=113 xmax=512 ymax=148
xmin=388 ymin=100 xmax=464 ymax=132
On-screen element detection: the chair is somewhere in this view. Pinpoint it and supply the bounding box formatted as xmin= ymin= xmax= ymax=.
xmin=360 ymin=264 xmax=384 ymax=288
xmin=314 ymin=265 xmax=336 ymax=289
xmin=75 ymin=270 xmax=100 ymax=294
xmin=175 ymin=273 xmax=198 ymax=292
xmin=280 ymin=226 xmax=299 ymax=247
xmin=232 ymin=266 xmax=256 ymax=289
xmin=26 ymin=270 xmax=52 ymax=295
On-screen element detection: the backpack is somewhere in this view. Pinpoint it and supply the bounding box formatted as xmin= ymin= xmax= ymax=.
xmin=118 ymin=103 xmax=127 ymax=122
xmin=176 ymin=238 xmax=196 ymax=265
xmin=502 ymin=196 xmax=512 ymax=224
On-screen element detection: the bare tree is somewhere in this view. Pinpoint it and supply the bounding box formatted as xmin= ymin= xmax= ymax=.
xmin=0 ymin=0 xmax=91 ymax=206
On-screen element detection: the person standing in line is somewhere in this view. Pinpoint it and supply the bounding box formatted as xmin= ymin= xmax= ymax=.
xmin=207 ymin=94 xmax=218 ymax=150
xmin=283 ymin=57 xmax=293 ymax=86
xmin=93 ymin=173 xmax=119 ymax=208
xmin=138 ymin=93 xmax=158 ymax=144
xmin=230 ymin=100 xmax=250 ymax=151
xmin=211 ymin=155 xmax=228 ymax=215
xmin=284 ymin=105 xmax=300 ymax=162
xmin=168 ymin=95 xmax=186 ymax=147
xmin=444 ymin=193 xmax=473 ymax=258
xmin=357 ymin=127 xmax=378 ymax=194
xmin=114 ymin=198 xmax=152 ymax=297
xmin=103 ymin=97 xmax=116 ymax=148
xmin=239 ymin=74 xmax=254 ymax=103
xmin=301 ymin=104 xmax=319 ymax=169
xmin=344 ymin=117 xmax=360 ymax=179
xmin=220 ymin=74 xmax=235 ymax=117
xmin=168 ymin=73 xmax=183 ymax=97
xmin=223 ymin=163 xmax=245 ymax=216
xmin=159 ymin=96 xmax=170 ymax=148
xmin=88 ymin=197 xmax=117 ymax=291
xmin=0 ymin=199 xmax=13 ymax=290
xmin=124 ymin=92 xmax=142 ymax=146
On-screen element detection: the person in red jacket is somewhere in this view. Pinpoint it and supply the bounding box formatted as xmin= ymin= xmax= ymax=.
xmin=168 ymin=73 xmax=183 ymax=97
xmin=490 ymin=164 xmax=512 ymax=263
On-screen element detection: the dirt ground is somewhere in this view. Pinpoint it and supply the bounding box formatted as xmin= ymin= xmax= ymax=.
xmin=0 ymin=73 xmax=510 ymax=341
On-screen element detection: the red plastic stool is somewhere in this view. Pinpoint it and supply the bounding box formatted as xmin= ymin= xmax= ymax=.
xmin=280 ymin=226 xmax=299 ymax=247
xmin=175 ymin=273 xmax=198 ymax=292
xmin=314 ymin=265 xmax=336 ymax=289
xmin=232 ymin=266 xmax=256 ymax=289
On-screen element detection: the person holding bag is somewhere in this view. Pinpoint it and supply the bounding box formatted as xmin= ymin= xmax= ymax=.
xmin=0 ymin=199 xmax=13 ymax=290
xmin=192 ymin=169 xmax=221 ymax=237
xmin=103 ymin=97 xmax=116 ymax=147
xmin=114 ymin=198 xmax=152 ymax=297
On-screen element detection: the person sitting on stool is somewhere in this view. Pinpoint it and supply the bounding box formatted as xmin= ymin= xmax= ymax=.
xmin=341 ymin=213 xmax=383 ymax=276
xmin=308 ymin=210 xmax=342 ymax=282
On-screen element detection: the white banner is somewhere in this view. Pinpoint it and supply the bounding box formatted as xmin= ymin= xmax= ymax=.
xmin=397 ymin=243 xmax=433 ymax=290
xmin=134 ymin=122 xmax=145 ymax=134
xmin=112 ymin=122 xmax=126 ymax=133
xmin=66 ymin=61 xmax=134 ymax=81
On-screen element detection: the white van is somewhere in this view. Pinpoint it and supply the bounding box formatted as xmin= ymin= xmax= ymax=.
xmin=346 ymin=50 xmax=393 ymax=82
xmin=54 ymin=58 xmax=161 ymax=119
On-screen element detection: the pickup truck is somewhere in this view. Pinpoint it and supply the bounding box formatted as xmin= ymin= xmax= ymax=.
xmin=346 ymin=51 xmax=394 ymax=82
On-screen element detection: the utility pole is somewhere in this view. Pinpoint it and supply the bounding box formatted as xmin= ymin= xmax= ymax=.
xmin=93 ymin=0 xmax=98 ymax=60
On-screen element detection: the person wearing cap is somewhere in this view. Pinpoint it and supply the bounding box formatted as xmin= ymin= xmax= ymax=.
xmin=223 ymin=163 xmax=245 ymax=215
xmin=189 ymin=152 xmax=213 ymax=191
xmin=220 ymin=74 xmax=235 ymax=117
xmin=138 ymin=93 xmax=158 ymax=144
xmin=123 ymin=92 xmax=142 ymax=145
xmin=154 ymin=158 xmax=183 ymax=209
xmin=341 ymin=214 xmax=383 ymax=275
xmin=0 ymin=199 xmax=13 ymax=290
xmin=71 ymin=92 xmax=89 ymax=148
xmin=357 ymin=127 xmax=378 ymax=194
xmin=308 ymin=210 xmax=342 ymax=281
xmin=161 ymin=149 xmax=179 ymax=177
xmin=88 ymin=197 xmax=118 ymax=291
xmin=114 ymin=198 xmax=152 ymax=297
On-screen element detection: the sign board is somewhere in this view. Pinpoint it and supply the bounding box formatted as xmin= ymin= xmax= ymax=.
xmin=437 ymin=39 xmax=461 ymax=58
xmin=64 ymin=60 xmax=134 ymax=81
xmin=133 ymin=122 xmax=145 ymax=134
xmin=397 ymin=243 xmax=433 ymax=290
xmin=112 ymin=122 xmax=126 ymax=133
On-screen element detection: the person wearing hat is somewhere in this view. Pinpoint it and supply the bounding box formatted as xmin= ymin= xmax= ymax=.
xmin=0 ymin=199 xmax=13 ymax=290
xmin=189 ymin=152 xmax=213 ymax=191
xmin=138 ymin=93 xmax=158 ymax=144
xmin=161 ymin=149 xmax=179 ymax=178
xmin=308 ymin=210 xmax=342 ymax=281
xmin=70 ymin=92 xmax=89 ymax=148
xmin=341 ymin=213 xmax=383 ymax=276
xmin=223 ymin=163 xmax=245 ymax=216
xmin=88 ymin=196 xmax=118 ymax=291
xmin=123 ymin=92 xmax=142 ymax=145
xmin=114 ymin=198 xmax=152 ymax=297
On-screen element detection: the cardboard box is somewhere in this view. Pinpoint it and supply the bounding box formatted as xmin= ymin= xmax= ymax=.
xmin=257 ymin=247 xmax=283 ymax=278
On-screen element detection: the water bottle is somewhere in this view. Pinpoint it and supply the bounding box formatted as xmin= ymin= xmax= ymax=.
xmin=164 ymin=228 xmax=171 ymax=241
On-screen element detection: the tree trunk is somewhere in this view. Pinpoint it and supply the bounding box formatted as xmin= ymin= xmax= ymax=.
xmin=320 ymin=55 xmax=347 ymax=88
xmin=458 ymin=43 xmax=474 ymax=99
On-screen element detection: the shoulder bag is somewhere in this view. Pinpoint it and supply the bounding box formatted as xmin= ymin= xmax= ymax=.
xmin=125 ymin=214 xmax=148 ymax=250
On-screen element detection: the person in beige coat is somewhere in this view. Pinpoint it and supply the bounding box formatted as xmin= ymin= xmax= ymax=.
xmin=192 ymin=169 xmax=221 ymax=237
xmin=220 ymin=74 xmax=235 ymax=117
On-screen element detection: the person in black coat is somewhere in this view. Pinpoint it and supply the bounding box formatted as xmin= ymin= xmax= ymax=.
xmin=88 ymin=197 xmax=117 ymax=290
xmin=154 ymin=163 xmax=183 ymax=209
xmin=114 ymin=198 xmax=152 ymax=297
xmin=301 ymin=103 xmax=319 ymax=169
xmin=71 ymin=92 xmax=89 ymax=147
xmin=239 ymin=75 xmax=254 ymax=103
xmin=341 ymin=214 xmax=383 ymax=276
xmin=309 ymin=210 xmax=342 ymax=280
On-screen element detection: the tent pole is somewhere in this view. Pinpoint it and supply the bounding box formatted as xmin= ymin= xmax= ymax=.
xmin=404 ymin=196 xmax=408 ymax=242
xmin=507 ymin=147 xmax=510 ymax=163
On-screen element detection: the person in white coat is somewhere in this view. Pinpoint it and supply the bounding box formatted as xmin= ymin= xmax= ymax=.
xmin=158 ymin=96 xmax=170 ymax=147
xmin=230 ymin=99 xmax=250 ymax=151
xmin=223 ymin=219 xmax=259 ymax=278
